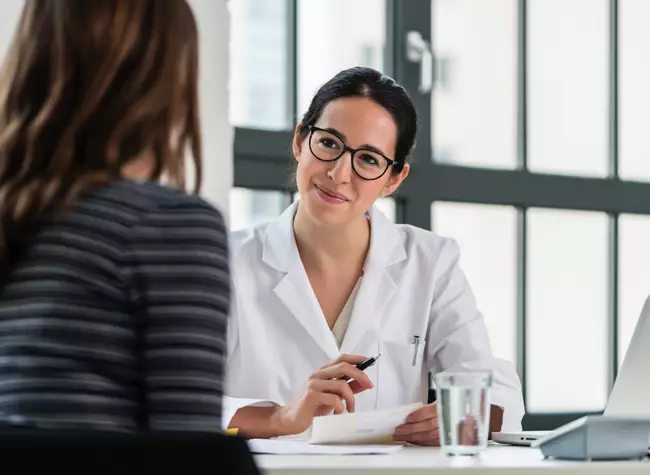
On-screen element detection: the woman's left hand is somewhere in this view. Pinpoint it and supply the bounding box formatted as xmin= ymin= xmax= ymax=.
xmin=392 ymin=403 xmax=440 ymax=446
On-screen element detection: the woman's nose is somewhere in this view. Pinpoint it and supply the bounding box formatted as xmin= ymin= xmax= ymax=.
xmin=327 ymin=151 xmax=353 ymax=184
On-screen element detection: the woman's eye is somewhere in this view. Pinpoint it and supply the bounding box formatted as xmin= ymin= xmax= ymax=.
xmin=320 ymin=138 xmax=338 ymax=149
xmin=360 ymin=154 xmax=379 ymax=166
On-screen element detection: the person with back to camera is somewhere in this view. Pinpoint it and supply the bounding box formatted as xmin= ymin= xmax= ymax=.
xmin=223 ymin=66 xmax=525 ymax=446
xmin=0 ymin=0 xmax=229 ymax=432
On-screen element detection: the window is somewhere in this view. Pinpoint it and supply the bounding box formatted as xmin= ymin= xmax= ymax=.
xmin=527 ymin=0 xmax=609 ymax=177
xmin=619 ymin=0 xmax=650 ymax=182
xmin=230 ymin=188 xmax=289 ymax=231
xmin=229 ymin=0 xmax=289 ymax=130
xmin=432 ymin=202 xmax=518 ymax=365
xmin=431 ymin=0 xmax=517 ymax=169
xmin=297 ymin=0 xmax=386 ymax=118
xmin=526 ymin=209 xmax=609 ymax=412
xmin=433 ymin=56 xmax=453 ymax=92
xmin=231 ymin=1 xmax=650 ymax=430
xmin=618 ymin=214 xmax=650 ymax=366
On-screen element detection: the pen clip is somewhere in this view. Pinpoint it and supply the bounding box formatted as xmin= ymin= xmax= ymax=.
xmin=411 ymin=335 xmax=420 ymax=366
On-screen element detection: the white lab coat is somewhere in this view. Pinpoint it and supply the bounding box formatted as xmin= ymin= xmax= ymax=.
xmin=223 ymin=201 xmax=525 ymax=431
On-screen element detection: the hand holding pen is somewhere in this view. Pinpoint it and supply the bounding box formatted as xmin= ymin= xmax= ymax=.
xmin=269 ymin=354 xmax=376 ymax=436
xmin=335 ymin=353 xmax=382 ymax=381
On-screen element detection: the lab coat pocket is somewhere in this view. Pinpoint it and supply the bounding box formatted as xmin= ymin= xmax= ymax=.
xmin=377 ymin=338 xmax=427 ymax=408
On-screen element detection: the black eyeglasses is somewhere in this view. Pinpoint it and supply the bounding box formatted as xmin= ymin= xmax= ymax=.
xmin=306 ymin=125 xmax=396 ymax=181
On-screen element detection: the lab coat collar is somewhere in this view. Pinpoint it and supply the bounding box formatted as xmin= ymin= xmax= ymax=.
xmin=263 ymin=200 xmax=407 ymax=359
xmin=262 ymin=200 xmax=406 ymax=272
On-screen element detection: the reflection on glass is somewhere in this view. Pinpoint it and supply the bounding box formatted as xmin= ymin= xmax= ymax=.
xmin=527 ymin=209 xmax=609 ymax=412
xmin=619 ymin=0 xmax=650 ymax=181
xmin=527 ymin=0 xmax=608 ymax=177
xmin=431 ymin=202 xmax=517 ymax=365
xmin=431 ymin=0 xmax=517 ymax=169
xmin=229 ymin=0 xmax=288 ymax=130
xmin=297 ymin=0 xmax=385 ymax=118
xmin=618 ymin=215 xmax=650 ymax=366
xmin=229 ymin=188 xmax=289 ymax=231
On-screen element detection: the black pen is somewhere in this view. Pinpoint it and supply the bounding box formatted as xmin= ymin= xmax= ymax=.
xmin=428 ymin=371 xmax=437 ymax=403
xmin=336 ymin=353 xmax=382 ymax=381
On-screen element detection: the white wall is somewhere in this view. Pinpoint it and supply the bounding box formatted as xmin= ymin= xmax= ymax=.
xmin=0 ymin=0 xmax=232 ymax=219
xmin=0 ymin=1 xmax=23 ymax=63
xmin=188 ymin=0 xmax=232 ymax=218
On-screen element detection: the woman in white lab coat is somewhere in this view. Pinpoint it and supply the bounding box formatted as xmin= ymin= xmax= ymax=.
xmin=225 ymin=67 xmax=524 ymax=445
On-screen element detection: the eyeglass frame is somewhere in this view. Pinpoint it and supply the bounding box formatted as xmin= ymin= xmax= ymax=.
xmin=305 ymin=125 xmax=397 ymax=181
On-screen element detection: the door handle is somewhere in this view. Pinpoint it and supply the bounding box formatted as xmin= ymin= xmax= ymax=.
xmin=406 ymin=31 xmax=433 ymax=94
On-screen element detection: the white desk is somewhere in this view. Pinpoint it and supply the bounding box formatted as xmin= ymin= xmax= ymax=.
xmin=256 ymin=445 xmax=650 ymax=475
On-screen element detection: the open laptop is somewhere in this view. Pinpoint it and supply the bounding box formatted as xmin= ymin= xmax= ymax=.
xmin=493 ymin=294 xmax=650 ymax=447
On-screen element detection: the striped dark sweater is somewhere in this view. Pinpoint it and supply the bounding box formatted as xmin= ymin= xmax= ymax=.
xmin=0 ymin=180 xmax=229 ymax=433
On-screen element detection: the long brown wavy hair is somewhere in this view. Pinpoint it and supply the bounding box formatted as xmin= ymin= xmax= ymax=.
xmin=0 ymin=0 xmax=202 ymax=277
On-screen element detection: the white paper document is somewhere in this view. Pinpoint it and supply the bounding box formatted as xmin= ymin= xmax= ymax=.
xmin=309 ymin=402 xmax=423 ymax=445
xmin=248 ymin=438 xmax=404 ymax=455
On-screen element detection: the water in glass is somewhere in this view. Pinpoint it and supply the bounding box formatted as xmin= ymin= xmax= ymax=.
xmin=434 ymin=370 xmax=493 ymax=456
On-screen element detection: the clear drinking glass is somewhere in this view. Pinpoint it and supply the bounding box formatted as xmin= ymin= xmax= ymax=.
xmin=434 ymin=370 xmax=493 ymax=456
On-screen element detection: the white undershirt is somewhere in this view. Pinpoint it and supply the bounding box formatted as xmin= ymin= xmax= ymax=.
xmin=331 ymin=278 xmax=362 ymax=347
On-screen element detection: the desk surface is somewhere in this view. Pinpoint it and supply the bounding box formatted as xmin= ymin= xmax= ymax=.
xmin=256 ymin=445 xmax=650 ymax=475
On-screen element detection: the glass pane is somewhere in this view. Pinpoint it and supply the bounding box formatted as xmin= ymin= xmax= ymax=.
xmin=229 ymin=188 xmax=288 ymax=231
xmin=527 ymin=0 xmax=608 ymax=177
xmin=229 ymin=0 xmax=289 ymax=130
xmin=619 ymin=0 xmax=650 ymax=181
xmin=527 ymin=209 xmax=609 ymax=412
xmin=618 ymin=215 xmax=650 ymax=366
xmin=297 ymin=0 xmax=385 ymax=118
xmin=431 ymin=202 xmax=517 ymax=365
xmin=431 ymin=0 xmax=517 ymax=169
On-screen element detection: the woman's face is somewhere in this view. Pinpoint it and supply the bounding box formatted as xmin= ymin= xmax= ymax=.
xmin=293 ymin=97 xmax=409 ymax=227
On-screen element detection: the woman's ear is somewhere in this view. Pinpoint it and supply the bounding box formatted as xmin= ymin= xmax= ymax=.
xmin=381 ymin=163 xmax=410 ymax=197
xmin=292 ymin=123 xmax=304 ymax=162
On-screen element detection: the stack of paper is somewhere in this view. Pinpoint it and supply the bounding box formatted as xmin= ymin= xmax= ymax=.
xmin=247 ymin=403 xmax=422 ymax=455
xmin=310 ymin=402 xmax=422 ymax=445
xmin=248 ymin=439 xmax=403 ymax=455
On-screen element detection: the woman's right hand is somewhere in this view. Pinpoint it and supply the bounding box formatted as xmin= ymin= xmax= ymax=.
xmin=271 ymin=354 xmax=375 ymax=436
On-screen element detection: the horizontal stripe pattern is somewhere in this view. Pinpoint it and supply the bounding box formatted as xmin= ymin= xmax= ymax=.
xmin=0 ymin=180 xmax=229 ymax=433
